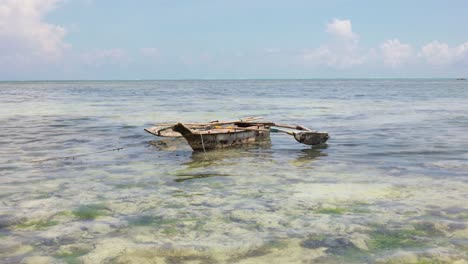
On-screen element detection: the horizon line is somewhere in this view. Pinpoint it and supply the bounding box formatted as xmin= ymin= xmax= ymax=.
xmin=0 ymin=77 xmax=466 ymax=82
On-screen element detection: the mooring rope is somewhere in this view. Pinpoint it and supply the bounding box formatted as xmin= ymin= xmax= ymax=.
xmin=29 ymin=147 xmax=125 ymax=163
xmin=199 ymin=133 xmax=206 ymax=153
xmin=28 ymin=139 xmax=150 ymax=164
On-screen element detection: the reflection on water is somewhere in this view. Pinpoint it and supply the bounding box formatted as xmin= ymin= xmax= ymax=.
xmin=175 ymin=140 xmax=273 ymax=182
xmin=291 ymin=145 xmax=329 ymax=167
xmin=0 ymin=80 xmax=467 ymax=263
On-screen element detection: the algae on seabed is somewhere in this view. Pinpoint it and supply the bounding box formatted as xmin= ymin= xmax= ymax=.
xmin=315 ymin=207 xmax=347 ymax=215
xmin=13 ymin=220 xmax=59 ymax=230
xmin=72 ymin=204 xmax=110 ymax=220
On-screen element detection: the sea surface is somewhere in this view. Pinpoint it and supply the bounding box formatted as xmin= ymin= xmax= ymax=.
xmin=0 ymin=80 xmax=467 ymax=263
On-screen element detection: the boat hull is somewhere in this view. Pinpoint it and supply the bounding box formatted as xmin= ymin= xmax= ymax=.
xmin=173 ymin=123 xmax=270 ymax=151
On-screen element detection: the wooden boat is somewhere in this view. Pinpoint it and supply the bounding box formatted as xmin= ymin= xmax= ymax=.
xmin=145 ymin=117 xmax=329 ymax=151
xmin=172 ymin=122 xmax=270 ymax=151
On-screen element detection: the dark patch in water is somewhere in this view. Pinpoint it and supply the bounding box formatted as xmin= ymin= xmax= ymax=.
xmin=413 ymin=222 xmax=445 ymax=236
xmin=119 ymin=134 xmax=144 ymax=140
xmin=165 ymin=255 xmax=217 ymax=264
xmin=0 ymin=166 xmax=18 ymax=171
xmin=444 ymin=207 xmax=466 ymax=214
xmin=0 ymin=216 xmax=17 ymax=229
xmin=300 ymin=235 xmax=357 ymax=255
xmin=174 ymin=173 xmax=232 ymax=182
xmin=448 ymin=223 xmax=466 ymax=231
xmin=64 ymin=139 xmax=90 ymax=144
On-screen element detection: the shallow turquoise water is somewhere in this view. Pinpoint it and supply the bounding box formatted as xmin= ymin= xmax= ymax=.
xmin=0 ymin=80 xmax=467 ymax=263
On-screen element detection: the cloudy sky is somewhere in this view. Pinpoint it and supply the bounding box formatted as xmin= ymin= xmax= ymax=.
xmin=1 ymin=0 xmax=467 ymax=80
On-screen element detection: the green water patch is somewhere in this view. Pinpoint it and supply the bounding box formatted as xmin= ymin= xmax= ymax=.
xmin=13 ymin=220 xmax=59 ymax=230
xmin=314 ymin=202 xmax=373 ymax=215
xmin=368 ymin=228 xmax=428 ymax=250
xmin=72 ymin=204 xmax=110 ymax=220
xmin=54 ymin=249 xmax=90 ymax=264
xmin=315 ymin=207 xmax=347 ymax=215
xmin=367 ymin=221 xmax=447 ymax=250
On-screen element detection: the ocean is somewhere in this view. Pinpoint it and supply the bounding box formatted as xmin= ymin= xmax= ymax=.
xmin=0 ymin=79 xmax=467 ymax=263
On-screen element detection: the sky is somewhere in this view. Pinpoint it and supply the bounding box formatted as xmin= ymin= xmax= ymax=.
xmin=1 ymin=0 xmax=467 ymax=80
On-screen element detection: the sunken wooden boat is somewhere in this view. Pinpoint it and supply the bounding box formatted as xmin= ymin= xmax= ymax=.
xmin=172 ymin=122 xmax=270 ymax=151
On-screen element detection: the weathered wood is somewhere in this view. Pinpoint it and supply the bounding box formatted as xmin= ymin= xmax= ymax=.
xmin=145 ymin=118 xmax=328 ymax=148
xmin=230 ymin=121 xmax=313 ymax=131
xmin=144 ymin=126 xmax=182 ymax=137
xmin=270 ymin=128 xmax=329 ymax=145
xmin=275 ymin=124 xmax=312 ymax=131
xmin=293 ymin=131 xmax=329 ymax=145
xmin=172 ymin=123 xmax=270 ymax=151
xmin=209 ymin=127 xmax=269 ymax=132
xmin=238 ymin=122 xmax=312 ymax=131
xmin=154 ymin=116 xmax=262 ymax=127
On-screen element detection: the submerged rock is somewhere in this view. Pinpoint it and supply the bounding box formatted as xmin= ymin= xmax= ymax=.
xmin=0 ymin=215 xmax=17 ymax=229
xmin=300 ymin=235 xmax=358 ymax=255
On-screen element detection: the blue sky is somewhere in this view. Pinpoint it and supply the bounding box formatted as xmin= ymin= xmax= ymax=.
xmin=1 ymin=0 xmax=467 ymax=80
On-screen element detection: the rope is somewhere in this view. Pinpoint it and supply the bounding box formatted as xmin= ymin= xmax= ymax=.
xmin=27 ymin=138 xmax=152 ymax=164
xmin=200 ymin=133 xmax=206 ymax=153
xmin=30 ymin=147 xmax=125 ymax=163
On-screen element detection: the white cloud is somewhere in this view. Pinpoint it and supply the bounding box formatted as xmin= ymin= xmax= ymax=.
xmin=380 ymin=39 xmax=413 ymax=67
xmin=302 ymin=19 xmax=365 ymax=68
xmin=418 ymin=41 xmax=468 ymax=66
xmin=301 ymin=19 xmax=468 ymax=70
xmin=0 ymin=0 xmax=68 ymax=68
xmin=456 ymin=42 xmax=468 ymax=65
xmin=326 ymin=18 xmax=357 ymax=40
xmin=419 ymin=41 xmax=453 ymax=65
